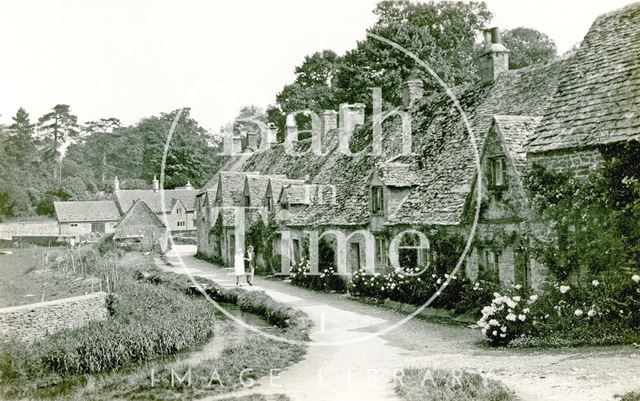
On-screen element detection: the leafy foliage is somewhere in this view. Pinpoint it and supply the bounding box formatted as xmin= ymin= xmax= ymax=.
xmin=526 ymin=142 xmax=640 ymax=281
xmin=501 ymin=27 xmax=557 ymax=69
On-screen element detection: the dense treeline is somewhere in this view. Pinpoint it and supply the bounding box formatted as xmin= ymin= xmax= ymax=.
xmin=0 ymin=107 xmax=225 ymax=219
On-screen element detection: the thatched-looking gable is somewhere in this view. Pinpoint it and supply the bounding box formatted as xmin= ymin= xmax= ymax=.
xmin=526 ymin=2 xmax=640 ymax=152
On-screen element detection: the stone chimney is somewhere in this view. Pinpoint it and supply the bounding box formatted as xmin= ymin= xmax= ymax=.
xmin=339 ymin=103 xmax=365 ymax=134
xmin=267 ymin=123 xmax=279 ymax=144
xmin=321 ymin=110 xmax=338 ymax=135
xmin=246 ymin=132 xmax=259 ymax=150
xmin=402 ymin=79 xmax=424 ymax=108
xmin=232 ymin=136 xmax=243 ymax=154
xmin=285 ymin=113 xmax=298 ymax=142
xmin=113 ymin=176 xmax=120 ymax=192
xmin=479 ymin=27 xmax=509 ymax=83
xmin=152 ymin=175 xmax=159 ymax=192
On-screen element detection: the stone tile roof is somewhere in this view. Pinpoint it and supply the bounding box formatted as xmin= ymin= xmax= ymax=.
xmin=115 ymin=189 xmax=197 ymax=214
xmin=377 ymin=162 xmax=420 ymax=187
xmin=526 ymin=2 xmax=640 ymax=152
xmin=280 ymin=184 xmax=317 ymax=205
xmin=217 ymin=171 xmax=250 ymax=206
xmin=114 ymin=200 xmax=166 ymax=229
xmin=205 ymin=4 xmax=636 ymax=228
xmin=492 ymin=115 xmax=543 ymax=174
xmin=245 ymin=174 xmax=286 ymax=207
xmin=54 ymin=201 xmax=121 ymax=223
xmin=388 ymin=57 xmax=567 ymax=226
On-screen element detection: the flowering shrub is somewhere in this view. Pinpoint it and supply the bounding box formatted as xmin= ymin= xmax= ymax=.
xmin=349 ymin=266 xmax=499 ymax=315
xmin=289 ymin=259 xmax=347 ymax=293
xmin=477 ymin=286 xmax=536 ymax=346
xmin=479 ymin=271 xmax=640 ymax=346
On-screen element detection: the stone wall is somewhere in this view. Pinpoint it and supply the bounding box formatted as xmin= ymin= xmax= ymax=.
xmin=0 ymin=220 xmax=58 ymax=240
xmin=0 ymin=292 xmax=109 ymax=342
xmin=527 ymin=147 xmax=603 ymax=177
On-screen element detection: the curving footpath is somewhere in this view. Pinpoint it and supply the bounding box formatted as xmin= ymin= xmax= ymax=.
xmin=160 ymin=245 xmax=640 ymax=401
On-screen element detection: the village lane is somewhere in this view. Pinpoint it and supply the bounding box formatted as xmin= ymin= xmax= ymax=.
xmin=160 ymin=245 xmax=640 ymax=401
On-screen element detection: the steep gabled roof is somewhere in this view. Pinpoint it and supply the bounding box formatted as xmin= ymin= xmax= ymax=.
xmin=115 ymin=189 xmax=197 ymax=214
xmin=526 ymin=2 xmax=640 ymax=152
xmin=244 ymin=175 xmax=281 ymax=207
xmin=114 ymin=200 xmax=166 ymax=229
xmin=387 ymin=56 xmax=567 ymax=226
xmin=216 ymin=171 xmax=257 ymax=206
xmin=54 ymin=201 xmax=121 ymax=223
xmin=492 ymin=115 xmax=543 ymax=174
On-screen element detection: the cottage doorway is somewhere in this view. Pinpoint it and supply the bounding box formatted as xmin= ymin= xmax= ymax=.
xmin=350 ymin=242 xmax=361 ymax=272
xmin=514 ymin=241 xmax=531 ymax=289
xmin=228 ymin=234 xmax=235 ymax=265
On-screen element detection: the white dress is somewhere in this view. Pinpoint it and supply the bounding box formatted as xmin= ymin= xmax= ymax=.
xmin=234 ymin=252 xmax=245 ymax=276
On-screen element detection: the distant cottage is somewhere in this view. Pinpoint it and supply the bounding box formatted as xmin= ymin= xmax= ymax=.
xmin=113 ymin=199 xmax=170 ymax=251
xmin=196 ymin=4 xmax=640 ymax=291
xmin=53 ymin=201 xmax=121 ymax=235
xmin=113 ymin=176 xmax=197 ymax=232
xmin=52 ymin=176 xmax=198 ymax=246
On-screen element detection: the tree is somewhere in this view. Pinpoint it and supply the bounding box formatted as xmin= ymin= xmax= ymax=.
xmin=268 ymin=50 xmax=340 ymax=137
xmin=140 ymin=108 xmax=223 ymax=188
xmin=37 ymin=104 xmax=79 ymax=178
xmin=79 ymin=118 xmax=122 ymax=182
xmin=501 ymin=27 xmax=557 ymax=70
xmin=334 ymin=1 xmax=492 ymax=107
xmin=6 ymin=107 xmax=37 ymax=167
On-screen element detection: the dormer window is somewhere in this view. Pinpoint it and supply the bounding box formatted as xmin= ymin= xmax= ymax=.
xmin=266 ymin=196 xmax=274 ymax=212
xmin=371 ymin=186 xmax=384 ymax=214
xmin=489 ymin=157 xmax=508 ymax=188
xmin=281 ymin=201 xmax=289 ymax=211
xmin=244 ymin=194 xmax=250 ymax=207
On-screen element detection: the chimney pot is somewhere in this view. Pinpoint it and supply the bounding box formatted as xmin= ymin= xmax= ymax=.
xmin=321 ymin=110 xmax=338 ymax=135
xmin=232 ymin=136 xmax=243 ymax=154
xmin=480 ymin=27 xmax=509 ymax=83
xmin=285 ymin=113 xmax=298 ymax=142
xmin=339 ymin=103 xmax=365 ymax=134
xmin=152 ymin=175 xmax=159 ymax=192
xmin=246 ymin=132 xmax=259 ymax=150
xmin=267 ymin=122 xmax=279 ymax=143
xmin=403 ymin=79 xmax=424 ymax=108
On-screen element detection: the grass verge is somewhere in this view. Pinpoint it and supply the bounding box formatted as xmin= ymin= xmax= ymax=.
xmin=395 ymin=368 xmax=518 ymax=401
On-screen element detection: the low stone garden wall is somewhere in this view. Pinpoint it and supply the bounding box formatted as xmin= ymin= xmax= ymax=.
xmin=0 ymin=292 xmax=109 ymax=342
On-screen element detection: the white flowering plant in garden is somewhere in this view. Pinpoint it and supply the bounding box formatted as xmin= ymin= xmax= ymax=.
xmin=477 ymin=285 xmax=537 ymax=346
xmin=479 ymin=270 xmax=640 ymax=346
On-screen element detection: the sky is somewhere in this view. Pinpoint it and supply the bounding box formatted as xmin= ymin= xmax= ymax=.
xmin=0 ymin=0 xmax=636 ymax=134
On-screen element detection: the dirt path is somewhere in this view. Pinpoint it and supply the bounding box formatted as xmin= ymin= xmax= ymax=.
xmin=162 ymin=245 xmax=640 ymax=401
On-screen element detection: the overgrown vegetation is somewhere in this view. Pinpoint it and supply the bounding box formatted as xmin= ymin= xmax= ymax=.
xmin=0 ymin=243 xmax=310 ymax=400
xmin=0 ymin=250 xmax=217 ymax=399
xmin=479 ymin=142 xmax=640 ymax=346
xmin=395 ymin=368 xmax=517 ymax=401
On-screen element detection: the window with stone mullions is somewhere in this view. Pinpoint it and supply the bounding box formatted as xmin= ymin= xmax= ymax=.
xmin=371 ymin=186 xmax=384 ymax=214
xmin=489 ymin=157 xmax=508 ymax=187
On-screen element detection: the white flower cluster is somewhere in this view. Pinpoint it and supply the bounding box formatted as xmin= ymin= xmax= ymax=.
xmin=477 ymin=293 xmax=539 ymax=340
